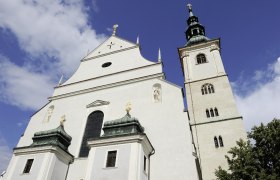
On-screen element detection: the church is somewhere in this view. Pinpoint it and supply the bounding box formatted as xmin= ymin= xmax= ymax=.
xmin=2 ymin=4 xmax=246 ymax=180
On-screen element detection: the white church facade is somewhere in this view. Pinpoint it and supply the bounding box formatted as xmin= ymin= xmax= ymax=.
xmin=2 ymin=4 xmax=246 ymax=180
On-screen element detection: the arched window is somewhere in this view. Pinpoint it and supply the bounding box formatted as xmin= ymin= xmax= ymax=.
xmin=201 ymin=83 xmax=214 ymax=95
xmin=79 ymin=111 xmax=104 ymax=157
xmin=196 ymin=54 xmax=207 ymax=64
xmin=210 ymin=108 xmax=214 ymax=117
xmin=214 ymin=136 xmax=219 ymax=148
xmin=219 ymin=136 xmax=224 ymax=147
xmin=206 ymin=109 xmax=210 ymax=118
xmin=214 ymin=108 xmax=219 ymax=116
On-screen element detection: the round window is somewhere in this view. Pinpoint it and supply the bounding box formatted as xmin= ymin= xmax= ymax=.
xmin=102 ymin=62 xmax=112 ymax=68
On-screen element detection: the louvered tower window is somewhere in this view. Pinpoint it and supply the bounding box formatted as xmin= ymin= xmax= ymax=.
xmin=219 ymin=136 xmax=224 ymax=147
xmin=201 ymin=83 xmax=214 ymax=95
xmin=196 ymin=54 xmax=207 ymax=64
xmin=214 ymin=137 xmax=219 ymax=148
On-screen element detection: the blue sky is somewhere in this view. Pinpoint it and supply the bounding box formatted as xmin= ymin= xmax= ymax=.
xmin=0 ymin=0 xmax=280 ymax=172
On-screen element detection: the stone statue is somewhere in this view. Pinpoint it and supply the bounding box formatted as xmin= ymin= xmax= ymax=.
xmin=153 ymin=87 xmax=161 ymax=102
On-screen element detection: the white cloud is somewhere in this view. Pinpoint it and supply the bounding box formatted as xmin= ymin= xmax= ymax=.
xmin=0 ymin=56 xmax=54 ymax=110
xmin=233 ymin=57 xmax=280 ymax=130
xmin=0 ymin=136 xmax=12 ymax=174
xmin=0 ymin=0 xmax=107 ymax=110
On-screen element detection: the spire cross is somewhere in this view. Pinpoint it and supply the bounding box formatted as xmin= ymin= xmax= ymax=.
xmin=187 ymin=3 xmax=194 ymax=17
xmin=187 ymin=4 xmax=192 ymax=11
xmin=112 ymin=24 xmax=119 ymax=36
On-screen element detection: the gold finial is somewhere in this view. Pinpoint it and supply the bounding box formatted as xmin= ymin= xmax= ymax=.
xmin=125 ymin=102 xmax=131 ymax=114
xmin=60 ymin=115 xmax=66 ymax=126
xmin=112 ymin=24 xmax=119 ymax=36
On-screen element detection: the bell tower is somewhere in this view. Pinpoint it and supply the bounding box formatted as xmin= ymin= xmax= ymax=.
xmin=178 ymin=4 xmax=246 ymax=180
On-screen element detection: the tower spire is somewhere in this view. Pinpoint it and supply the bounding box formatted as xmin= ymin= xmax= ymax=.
xmin=185 ymin=4 xmax=209 ymax=46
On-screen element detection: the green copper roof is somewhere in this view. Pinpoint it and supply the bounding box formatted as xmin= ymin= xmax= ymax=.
xmin=31 ymin=125 xmax=72 ymax=151
xmin=102 ymin=113 xmax=144 ymax=137
xmin=186 ymin=35 xmax=210 ymax=46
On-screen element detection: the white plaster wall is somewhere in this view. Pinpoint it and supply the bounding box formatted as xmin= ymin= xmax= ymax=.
xmin=181 ymin=40 xmax=226 ymax=83
xmin=50 ymin=155 xmax=69 ymax=180
xmin=88 ymin=144 xmax=130 ymax=180
xmin=53 ymin=36 xmax=162 ymax=97
xmin=186 ymin=76 xmax=241 ymax=125
xmin=52 ymin=63 xmax=162 ymax=97
xmin=4 ymin=152 xmax=69 ymax=180
xmin=5 ymin=153 xmax=44 ymax=180
xmin=16 ymin=78 xmax=198 ymax=180
xmin=139 ymin=146 xmax=148 ymax=180
xmin=65 ymin=45 xmax=155 ymax=84
xmin=66 ymin=159 xmax=88 ymax=180
xmin=193 ymin=119 xmax=246 ymax=180
xmin=7 ymin=154 xmax=44 ymax=180
xmin=12 ymin=35 xmax=199 ymax=180
xmin=180 ymin=39 xmax=247 ymax=180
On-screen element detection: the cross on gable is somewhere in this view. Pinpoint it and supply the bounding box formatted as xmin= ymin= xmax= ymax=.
xmin=187 ymin=4 xmax=192 ymax=10
xmin=107 ymin=42 xmax=115 ymax=49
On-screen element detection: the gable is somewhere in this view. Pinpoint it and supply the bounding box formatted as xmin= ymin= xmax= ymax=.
xmin=83 ymin=36 xmax=137 ymax=60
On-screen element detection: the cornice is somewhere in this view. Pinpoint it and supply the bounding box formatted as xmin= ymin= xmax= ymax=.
xmin=55 ymin=62 xmax=162 ymax=89
xmin=88 ymin=133 xmax=154 ymax=153
xmin=184 ymin=74 xmax=228 ymax=84
xmin=81 ymin=45 xmax=139 ymax=62
xmin=190 ymin=116 xmax=243 ymax=126
xmin=178 ymin=38 xmax=221 ymax=53
xmin=49 ymin=73 xmax=165 ymax=100
xmin=14 ymin=145 xmax=74 ymax=163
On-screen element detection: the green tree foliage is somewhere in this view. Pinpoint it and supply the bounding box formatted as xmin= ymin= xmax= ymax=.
xmin=215 ymin=119 xmax=280 ymax=180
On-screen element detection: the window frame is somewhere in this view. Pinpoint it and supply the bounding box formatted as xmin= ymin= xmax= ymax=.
xmin=196 ymin=54 xmax=207 ymax=64
xmin=144 ymin=155 xmax=148 ymax=174
xmin=214 ymin=108 xmax=219 ymax=116
xmin=105 ymin=150 xmax=118 ymax=168
xmin=201 ymin=83 xmax=215 ymax=95
xmin=214 ymin=137 xmax=219 ymax=148
xmin=23 ymin=159 xmax=34 ymax=174
xmin=210 ymin=108 xmax=214 ymax=117
xmin=79 ymin=110 xmax=104 ymax=157
xmin=219 ymin=136 xmax=224 ymax=147
xmin=206 ymin=109 xmax=210 ymax=118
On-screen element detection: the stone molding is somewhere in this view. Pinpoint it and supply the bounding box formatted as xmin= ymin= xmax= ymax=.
xmin=14 ymin=145 xmax=74 ymax=164
xmin=87 ymin=134 xmax=154 ymax=154
xmin=184 ymin=74 xmax=228 ymax=84
xmin=82 ymin=46 xmax=139 ymax=62
xmin=190 ymin=116 xmax=243 ymax=126
xmin=49 ymin=73 xmax=165 ymax=100
xmin=54 ymin=63 xmax=162 ymax=89
xmin=86 ymin=100 xmax=110 ymax=108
